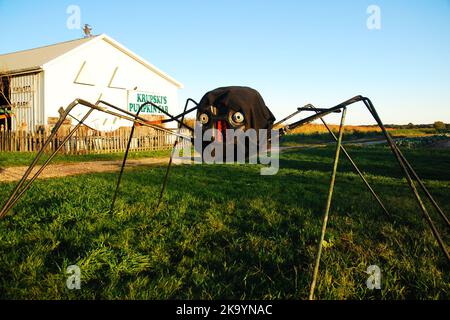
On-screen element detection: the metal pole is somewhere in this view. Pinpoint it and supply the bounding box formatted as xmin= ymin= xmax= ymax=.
xmin=363 ymin=99 xmax=449 ymax=261
xmin=273 ymin=106 xmax=307 ymax=127
xmin=309 ymin=107 xmax=347 ymax=300
xmin=309 ymin=105 xmax=391 ymax=218
xmin=82 ymin=99 xmax=193 ymax=141
xmin=283 ymin=96 xmax=363 ymax=133
xmin=0 ymin=109 xmax=95 ymax=219
xmin=156 ymin=99 xmax=194 ymax=210
xmin=396 ymin=148 xmax=449 ymax=227
xmin=0 ymin=98 xmax=195 ymax=219
xmin=110 ymin=98 xmax=199 ymax=213
xmin=278 ymin=96 xmax=448 ymax=261
xmin=109 ymin=105 xmax=146 ymax=214
xmin=0 ymin=100 xmax=80 ymax=218
xmin=98 ymin=100 xmax=196 ymax=133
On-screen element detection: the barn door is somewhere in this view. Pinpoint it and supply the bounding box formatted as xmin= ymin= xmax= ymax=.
xmin=0 ymin=76 xmax=12 ymax=131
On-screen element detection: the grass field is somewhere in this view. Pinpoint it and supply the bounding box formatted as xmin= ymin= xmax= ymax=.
xmin=287 ymin=123 xmax=443 ymax=137
xmin=0 ymin=143 xmax=449 ymax=300
xmin=281 ymin=126 xmax=448 ymax=147
xmin=0 ymin=149 xmax=171 ymax=168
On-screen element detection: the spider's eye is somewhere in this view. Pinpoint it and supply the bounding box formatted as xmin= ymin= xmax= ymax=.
xmin=231 ymin=111 xmax=245 ymax=125
xmin=199 ymin=113 xmax=209 ymax=125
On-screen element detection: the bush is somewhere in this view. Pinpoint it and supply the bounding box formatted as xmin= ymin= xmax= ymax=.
xmin=433 ymin=121 xmax=446 ymax=132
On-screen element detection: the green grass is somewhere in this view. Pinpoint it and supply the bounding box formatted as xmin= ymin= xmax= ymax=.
xmin=280 ymin=128 xmax=445 ymax=147
xmin=280 ymin=131 xmax=382 ymax=146
xmin=0 ymin=146 xmax=449 ymax=299
xmin=0 ymin=149 xmax=171 ymax=168
xmin=390 ymin=128 xmax=440 ymax=137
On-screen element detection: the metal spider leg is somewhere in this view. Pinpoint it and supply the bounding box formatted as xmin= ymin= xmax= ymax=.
xmin=281 ymin=96 xmax=448 ymax=261
xmin=309 ymin=107 xmax=348 ymax=300
xmin=363 ymin=98 xmax=449 ymax=261
xmin=307 ymin=104 xmax=391 ymax=218
xmin=109 ymin=103 xmax=147 ymax=214
xmin=156 ymin=98 xmax=199 ymax=210
xmin=0 ymin=100 xmax=97 ymax=219
xmin=0 ymin=99 xmax=194 ymax=219
xmin=108 ymin=97 xmax=199 ymax=213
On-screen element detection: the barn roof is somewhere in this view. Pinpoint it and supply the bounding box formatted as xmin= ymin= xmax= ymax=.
xmin=0 ymin=34 xmax=183 ymax=88
xmin=0 ymin=37 xmax=95 ymax=74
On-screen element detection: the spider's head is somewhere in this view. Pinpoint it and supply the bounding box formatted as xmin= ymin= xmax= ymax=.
xmin=196 ymin=104 xmax=246 ymax=141
xmin=195 ymin=86 xmax=276 ymax=160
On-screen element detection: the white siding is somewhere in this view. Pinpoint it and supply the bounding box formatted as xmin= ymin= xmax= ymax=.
xmin=43 ymin=38 xmax=179 ymax=131
xmin=10 ymin=72 xmax=44 ymax=131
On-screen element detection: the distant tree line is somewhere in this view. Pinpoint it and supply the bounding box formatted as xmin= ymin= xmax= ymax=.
xmin=365 ymin=122 xmax=449 ymax=132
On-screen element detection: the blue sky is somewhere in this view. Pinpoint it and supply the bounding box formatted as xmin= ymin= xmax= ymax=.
xmin=1 ymin=0 xmax=449 ymax=124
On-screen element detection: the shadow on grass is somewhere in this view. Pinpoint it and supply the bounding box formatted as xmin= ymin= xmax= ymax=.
xmin=279 ymin=145 xmax=450 ymax=181
xmin=0 ymin=147 xmax=449 ymax=299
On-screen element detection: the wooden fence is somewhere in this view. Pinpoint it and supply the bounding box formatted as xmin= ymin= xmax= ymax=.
xmin=0 ymin=127 xmax=191 ymax=155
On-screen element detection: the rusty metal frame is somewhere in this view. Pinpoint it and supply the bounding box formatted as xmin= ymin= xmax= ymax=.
xmin=109 ymin=98 xmax=199 ymax=213
xmin=0 ymin=94 xmax=447 ymax=302
xmin=279 ymin=96 xmax=449 ymax=299
xmin=0 ymin=98 xmax=194 ymax=219
xmin=309 ymin=107 xmax=347 ymax=300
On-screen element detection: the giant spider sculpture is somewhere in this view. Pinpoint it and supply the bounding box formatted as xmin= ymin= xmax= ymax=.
xmin=0 ymin=86 xmax=448 ymax=299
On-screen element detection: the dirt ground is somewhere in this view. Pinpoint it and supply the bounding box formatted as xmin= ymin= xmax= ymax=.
xmin=0 ymin=140 xmax=392 ymax=183
xmin=1 ymin=137 xmax=448 ymax=183
xmin=0 ymin=157 xmax=170 ymax=183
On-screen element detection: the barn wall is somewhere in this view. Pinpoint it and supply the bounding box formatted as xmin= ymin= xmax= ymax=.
xmin=43 ymin=38 xmax=179 ymax=131
xmin=9 ymin=72 xmax=44 ymax=131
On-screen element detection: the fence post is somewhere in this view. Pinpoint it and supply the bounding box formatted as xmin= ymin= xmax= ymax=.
xmin=1 ymin=126 xmax=180 ymax=155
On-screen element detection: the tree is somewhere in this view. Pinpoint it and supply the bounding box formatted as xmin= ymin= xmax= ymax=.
xmin=433 ymin=121 xmax=446 ymax=132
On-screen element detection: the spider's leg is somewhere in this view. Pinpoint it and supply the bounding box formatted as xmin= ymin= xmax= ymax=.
xmin=307 ymin=104 xmax=391 ymax=218
xmin=143 ymin=100 xmax=196 ymax=132
xmin=279 ymin=96 xmax=365 ymax=135
xmin=109 ymin=102 xmax=155 ymax=213
xmin=94 ymin=99 xmax=192 ymax=141
xmin=309 ymin=107 xmax=348 ymax=300
xmin=156 ymin=98 xmax=199 ymax=210
xmin=396 ymin=148 xmax=449 ymax=227
xmin=363 ymin=98 xmax=449 ymax=261
xmin=99 ymin=100 xmax=195 ymax=132
xmin=109 ymin=98 xmax=199 ymax=213
xmin=0 ymin=99 xmax=194 ymax=219
xmin=282 ymin=97 xmax=447 ymax=261
xmin=363 ymin=102 xmax=448 ymax=227
xmin=281 ymin=96 xmax=448 ymax=300
xmin=0 ymin=100 xmax=95 ymax=219
xmin=274 ymin=104 xmax=342 ymax=128
xmin=164 ymin=99 xmax=199 ymax=125
xmin=273 ymin=107 xmax=305 ymax=127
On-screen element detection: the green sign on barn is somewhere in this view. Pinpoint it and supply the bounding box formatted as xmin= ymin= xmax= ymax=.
xmin=128 ymin=91 xmax=169 ymax=114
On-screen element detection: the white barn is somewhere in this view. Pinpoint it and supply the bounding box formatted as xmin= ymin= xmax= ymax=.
xmin=0 ymin=34 xmax=183 ymax=132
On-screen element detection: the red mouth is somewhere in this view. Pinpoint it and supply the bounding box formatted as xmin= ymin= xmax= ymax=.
xmin=216 ymin=120 xmax=227 ymax=143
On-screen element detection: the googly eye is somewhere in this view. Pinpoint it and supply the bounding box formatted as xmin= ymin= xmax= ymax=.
xmin=232 ymin=111 xmax=244 ymax=124
xmin=199 ymin=113 xmax=209 ymax=125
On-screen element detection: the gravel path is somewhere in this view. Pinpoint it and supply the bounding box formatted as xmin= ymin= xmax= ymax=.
xmin=0 ymin=157 xmax=170 ymax=183
xmin=0 ymin=138 xmax=407 ymax=183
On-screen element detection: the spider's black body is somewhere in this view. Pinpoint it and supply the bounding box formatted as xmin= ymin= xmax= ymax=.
xmin=195 ymin=86 xmax=276 ymax=160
